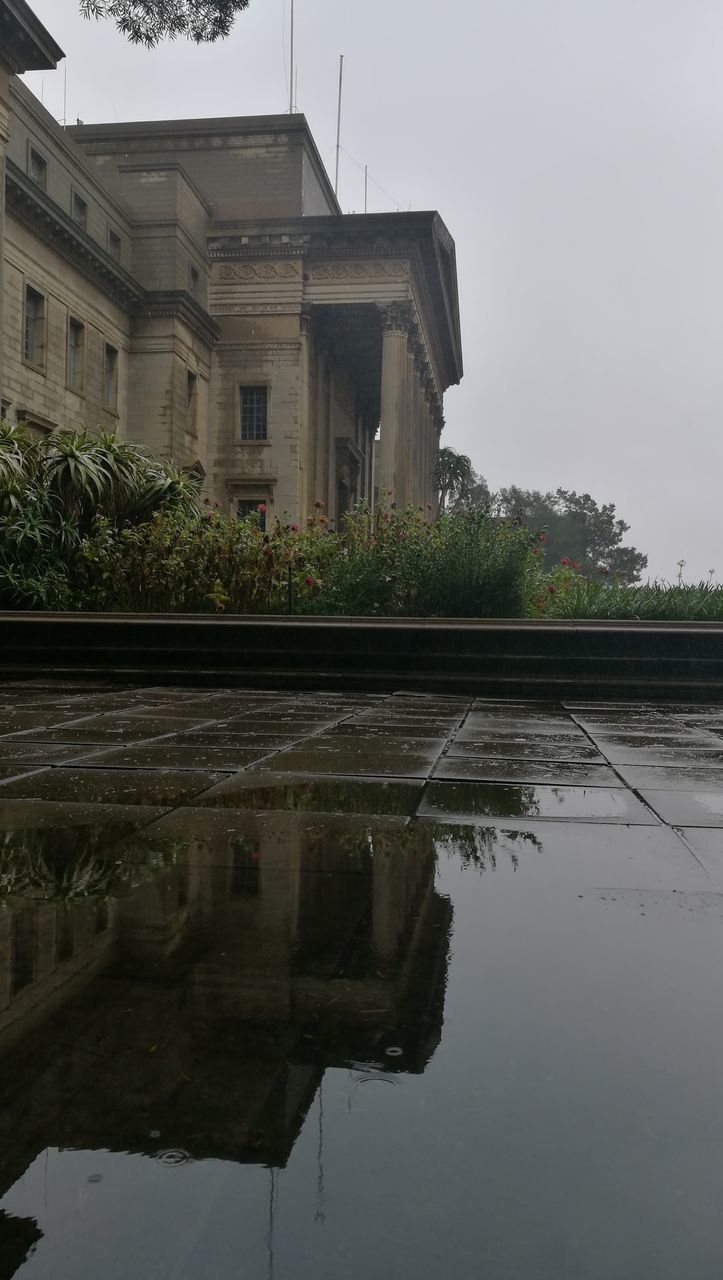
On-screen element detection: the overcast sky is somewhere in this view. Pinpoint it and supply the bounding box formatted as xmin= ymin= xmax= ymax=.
xmin=22 ymin=0 xmax=723 ymax=580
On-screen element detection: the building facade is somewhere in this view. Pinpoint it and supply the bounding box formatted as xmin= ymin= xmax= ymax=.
xmin=0 ymin=4 xmax=463 ymax=525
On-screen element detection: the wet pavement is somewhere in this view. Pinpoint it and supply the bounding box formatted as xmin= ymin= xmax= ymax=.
xmin=1 ymin=684 xmax=723 ymax=1278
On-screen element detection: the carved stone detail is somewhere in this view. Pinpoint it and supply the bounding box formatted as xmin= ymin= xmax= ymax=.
xmin=377 ymin=302 xmax=414 ymax=336
xmin=217 ymin=262 xmax=300 ymax=282
xmin=310 ymin=259 xmax=408 ymax=281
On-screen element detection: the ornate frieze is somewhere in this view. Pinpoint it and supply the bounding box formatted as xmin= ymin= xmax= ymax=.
xmin=216 ymin=261 xmax=301 ymax=282
xmin=309 ymin=259 xmax=408 ymax=282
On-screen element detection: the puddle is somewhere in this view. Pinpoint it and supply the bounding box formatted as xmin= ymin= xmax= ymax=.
xmin=419 ymin=781 xmax=656 ymax=823
xmin=2 ymin=687 xmax=723 ymax=1278
xmin=195 ymin=774 xmax=424 ymax=815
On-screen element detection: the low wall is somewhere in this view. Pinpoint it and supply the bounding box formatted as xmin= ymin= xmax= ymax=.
xmin=1 ymin=612 xmax=722 ymax=700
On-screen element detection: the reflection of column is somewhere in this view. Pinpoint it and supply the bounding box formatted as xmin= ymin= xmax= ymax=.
xmin=377 ymin=304 xmax=412 ymax=501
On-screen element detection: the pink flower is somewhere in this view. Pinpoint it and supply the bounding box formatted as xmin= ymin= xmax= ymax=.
xmin=560 ymin=556 xmax=571 ymax=566
xmin=538 ymin=532 xmax=548 ymax=543
xmin=289 ymin=523 xmax=299 ymax=532
xmin=547 ymin=583 xmax=557 ymax=594
xmin=257 ymin=503 xmax=267 ymax=513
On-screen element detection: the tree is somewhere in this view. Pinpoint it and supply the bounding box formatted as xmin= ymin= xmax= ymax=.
xmin=433 ymin=447 xmax=475 ymax=513
xmin=80 ymin=1 xmax=250 ymax=46
xmin=494 ymin=486 xmax=648 ymax=583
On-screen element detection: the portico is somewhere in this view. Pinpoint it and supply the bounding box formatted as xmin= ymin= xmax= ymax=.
xmin=207 ymin=212 xmax=463 ymax=524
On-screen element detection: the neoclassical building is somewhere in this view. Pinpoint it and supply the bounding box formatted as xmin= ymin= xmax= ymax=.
xmin=0 ymin=2 xmax=463 ymax=524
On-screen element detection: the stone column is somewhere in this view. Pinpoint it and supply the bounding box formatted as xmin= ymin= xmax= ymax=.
xmin=299 ymin=308 xmax=314 ymax=520
xmin=376 ymin=303 xmax=412 ymax=503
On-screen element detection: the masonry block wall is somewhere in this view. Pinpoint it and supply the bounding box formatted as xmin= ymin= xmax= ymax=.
xmin=1 ymin=62 xmax=462 ymax=525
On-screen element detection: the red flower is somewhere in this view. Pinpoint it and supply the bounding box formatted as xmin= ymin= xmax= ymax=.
xmin=289 ymin=522 xmax=299 ymax=532
xmin=560 ymin=556 xmax=571 ymax=566
xmin=547 ymin=583 xmax=557 ymax=594
xmin=305 ymin=574 xmax=316 ymax=587
xmin=257 ymin=503 xmax=266 ymax=513
xmin=538 ymin=532 xmax=548 ymax=543
xmin=572 ymin=560 xmax=581 ymax=570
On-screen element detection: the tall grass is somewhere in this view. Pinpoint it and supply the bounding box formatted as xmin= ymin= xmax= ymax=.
xmin=546 ymin=579 xmax=723 ymax=621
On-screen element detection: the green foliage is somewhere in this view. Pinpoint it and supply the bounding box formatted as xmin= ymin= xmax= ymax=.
xmin=542 ymin=578 xmax=723 ymax=622
xmin=494 ymin=485 xmax=648 ymax=583
xmin=75 ymin=504 xmax=314 ymax=614
xmin=0 ymin=426 xmax=201 ymax=610
xmin=304 ymin=504 xmax=536 ymax=618
xmin=434 ymin=447 xmax=476 ymax=513
xmin=80 ymin=0 xmax=249 ymax=45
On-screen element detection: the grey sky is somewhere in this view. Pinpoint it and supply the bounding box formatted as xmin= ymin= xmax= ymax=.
xmin=22 ymin=0 xmax=723 ymax=580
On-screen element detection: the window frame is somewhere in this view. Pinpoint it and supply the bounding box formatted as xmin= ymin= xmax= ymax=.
xmin=28 ymin=143 xmax=48 ymax=191
xmin=71 ymin=188 xmax=88 ymax=230
xmin=102 ymin=341 xmax=119 ymax=414
xmin=108 ymin=227 xmax=122 ymax=262
xmin=237 ymin=498 xmax=268 ymax=531
xmin=186 ymin=368 xmax=198 ymax=436
xmin=239 ymin=384 xmax=269 ymax=444
xmin=66 ymin=314 xmax=86 ymax=395
xmin=23 ymin=282 xmax=47 ymax=372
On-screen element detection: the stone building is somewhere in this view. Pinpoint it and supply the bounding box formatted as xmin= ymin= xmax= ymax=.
xmin=0 ymin=2 xmax=463 ymax=524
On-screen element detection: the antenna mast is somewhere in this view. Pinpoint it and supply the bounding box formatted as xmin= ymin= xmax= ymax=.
xmin=334 ymin=54 xmax=344 ymax=199
xmin=289 ymin=0 xmax=294 ymax=113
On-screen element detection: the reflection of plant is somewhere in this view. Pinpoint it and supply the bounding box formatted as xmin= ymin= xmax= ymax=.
xmin=0 ymin=829 xmax=182 ymax=904
xmin=434 ymin=824 xmax=543 ymax=872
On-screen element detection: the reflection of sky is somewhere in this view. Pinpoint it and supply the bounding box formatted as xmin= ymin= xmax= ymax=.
xmin=4 ymin=841 xmax=723 ymax=1279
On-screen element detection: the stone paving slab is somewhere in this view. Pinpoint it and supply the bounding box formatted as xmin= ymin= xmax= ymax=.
xmin=0 ymin=684 xmax=721 ymax=846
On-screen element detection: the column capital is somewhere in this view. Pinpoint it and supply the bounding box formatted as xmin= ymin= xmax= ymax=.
xmin=377 ymin=301 xmax=414 ymax=336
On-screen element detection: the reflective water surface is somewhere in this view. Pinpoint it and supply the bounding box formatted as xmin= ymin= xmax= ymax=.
xmin=1 ymin=688 xmax=723 ymax=1278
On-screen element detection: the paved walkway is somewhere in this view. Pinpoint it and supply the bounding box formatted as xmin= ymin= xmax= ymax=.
xmin=0 ymin=685 xmax=721 ymax=866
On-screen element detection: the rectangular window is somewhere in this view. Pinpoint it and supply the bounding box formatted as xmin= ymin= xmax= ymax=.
xmin=29 ymin=147 xmax=47 ymax=190
xmin=108 ymin=228 xmax=122 ymax=261
xmin=189 ymin=264 xmax=200 ymax=296
xmin=67 ymin=317 xmax=85 ymax=392
xmin=240 ymin=386 xmax=268 ymax=442
xmin=186 ymin=369 xmax=198 ymax=433
xmin=237 ymin=499 xmax=267 ymax=531
xmin=24 ymin=285 xmax=45 ymax=368
xmin=71 ymin=191 xmax=88 ymax=229
xmin=103 ymin=343 xmax=119 ymax=410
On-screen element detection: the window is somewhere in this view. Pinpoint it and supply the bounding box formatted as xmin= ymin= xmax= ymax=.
xmin=189 ymin=264 xmax=200 ymax=296
xmin=237 ymin=499 xmax=267 ymax=531
xmin=240 ymin=386 xmax=268 ymax=441
xmin=71 ymin=191 xmax=88 ymax=229
xmin=24 ymin=285 xmax=45 ymax=368
xmin=29 ymin=147 xmax=47 ymax=190
xmin=186 ymin=369 xmax=198 ymax=434
xmin=67 ymin=317 xmax=85 ymax=392
xmin=103 ymin=343 xmax=119 ymax=410
xmin=108 ymin=228 xmax=122 ymax=261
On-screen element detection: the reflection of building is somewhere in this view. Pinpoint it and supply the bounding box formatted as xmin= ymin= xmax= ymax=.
xmin=0 ymin=4 xmax=463 ymax=523
xmin=0 ymin=811 xmax=452 ymax=1264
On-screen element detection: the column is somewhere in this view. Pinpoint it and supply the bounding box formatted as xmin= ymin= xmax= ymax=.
xmin=299 ymin=308 xmax=314 ymax=520
xmin=376 ymin=303 xmax=412 ymax=502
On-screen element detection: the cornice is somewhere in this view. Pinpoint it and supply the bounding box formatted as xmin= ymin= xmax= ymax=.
xmin=5 ymin=160 xmax=143 ymax=310
xmin=0 ymin=1 xmax=63 ymax=74
xmin=133 ymin=291 xmax=221 ymax=348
